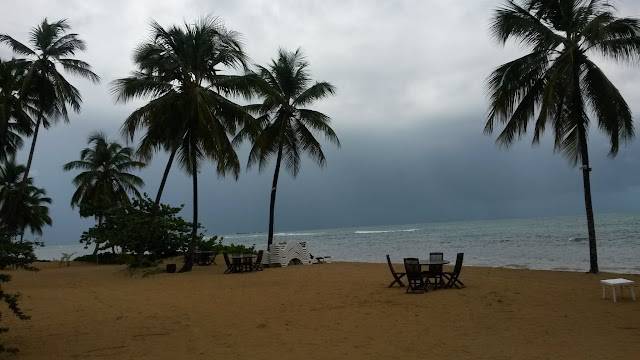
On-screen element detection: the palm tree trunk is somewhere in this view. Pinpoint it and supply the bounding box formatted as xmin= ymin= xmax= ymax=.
xmin=179 ymin=148 xmax=198 ymax=273
xmin=578 ymin=123 xmax=598 ymax=273
xmin=154 ymin=148 xmax=178 ymax=210
xmin=267 ymin=144 xmax=284 ymax=248
xmin=22 ymin=113 xmax=43 ymax=183
xmin=144 ymin=147 xmax=178 ymax=266
xmin=94 ymin=216 xmax=103 ymax=264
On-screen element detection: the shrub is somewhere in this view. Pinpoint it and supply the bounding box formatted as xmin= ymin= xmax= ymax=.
xmin=0 ymin=227 xmax=38 ymax=353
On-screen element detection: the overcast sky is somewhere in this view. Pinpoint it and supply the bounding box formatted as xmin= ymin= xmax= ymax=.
xmin=2 ymin=0 xmax=640 ymax=245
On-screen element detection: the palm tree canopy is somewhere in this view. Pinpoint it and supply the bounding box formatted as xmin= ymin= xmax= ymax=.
xmin=0 ymin=58 xmax=36 ymax=161
xmin=111 ymin=16 xmax=254 ymax=178
xmin=0 ymin=158 xmax=51 ymax=236
xmin=485 ymin=0 xmax=639 ymax=164
xmin=63 ymin=131 xmax=146 ymax=214
xmin=0 ymin=18 xmax=100 ymax=127
xmin=242 ymin=48 xmax=340 ymax=176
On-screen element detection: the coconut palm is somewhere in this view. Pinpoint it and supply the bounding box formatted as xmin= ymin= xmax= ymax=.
xmin=63 ymin=131 xmax=146 ymax=254
xmin=0 ymin=18 xmax=100 ymax=182
xmin=0 ymin=158 xmax=51 ymax=241
xmin=240 ymin=48 xmax=339 ymax=247
xmin=485 ymin=0 xmax=640 ymax=273
xmin=111 ymin=16 xmax=253 ymax=272
xmin=0 ymin=58 xmax=35 ymax=162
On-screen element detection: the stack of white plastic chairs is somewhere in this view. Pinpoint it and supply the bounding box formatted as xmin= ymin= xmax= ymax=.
xmin=262 ymin=240 xmax=312 ymax=267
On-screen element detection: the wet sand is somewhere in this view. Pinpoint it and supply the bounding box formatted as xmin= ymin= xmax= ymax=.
xmin=1 ymin=260 xmax=639 ymax=359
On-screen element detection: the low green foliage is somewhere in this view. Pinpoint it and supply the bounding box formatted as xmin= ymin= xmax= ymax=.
xmin=0 ymin=227 xmax=38 ymax=353
xmin=73 ymin=253 xmax=131 ymax=265
xmin=80 ymin=196 xmax=206 ymax=267
xmin=197 ymin=236 xmax=255 ymax=255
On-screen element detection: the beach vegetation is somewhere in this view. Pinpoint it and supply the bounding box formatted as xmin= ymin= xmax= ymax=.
xmin=111 ymin=16 xmax=255 ymax=272
xmin=0 ymin=18 xmax=99 ymax=184
xmin=0 ymin=58 xmax=34 ymax=162
xmin=197 ymin=236 xmax=255 ymax=254
xmin=0 ymin=226 xmax=39 ymax=353
xmin=238 ymin=48 xmax=339 ymax=247
xmin=485 ymin=0 xmax=640 ymax=273
xmin=0 ymin=159 xmax=52 ymax=242
xmin=63 ymin=131 xmax=146 ymax=255
xmin=80 ymin=196 xmax=200 ymax=267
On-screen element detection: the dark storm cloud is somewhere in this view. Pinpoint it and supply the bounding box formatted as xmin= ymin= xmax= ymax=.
xmin=1 ymin=1 xmax=639 ymax=245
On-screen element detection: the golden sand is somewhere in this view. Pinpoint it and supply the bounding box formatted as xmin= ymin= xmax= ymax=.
xmin=1 ymin=260 xmax=639 ymax=359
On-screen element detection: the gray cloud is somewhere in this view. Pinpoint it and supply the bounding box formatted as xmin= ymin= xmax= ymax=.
xmin=1 ymin=1 xmax=639 ymax=245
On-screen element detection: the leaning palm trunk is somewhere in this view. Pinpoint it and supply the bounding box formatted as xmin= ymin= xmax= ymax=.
xmin=154 ymin=148 xmax=178 ymax=211
xmin=267 ymin=144 xmax=284 ymax=247
xmin=22 ymin=114 xmax=42 ymax=183
xmin=578 ymin=124 xmax=598 ymax=273
xmin=179 ymin=148 xmax=198 ymax=273
xmin=92 ymin=216 xmax=103 ymax=256
xmin=143 ymin=147 xmax=178 ymax=266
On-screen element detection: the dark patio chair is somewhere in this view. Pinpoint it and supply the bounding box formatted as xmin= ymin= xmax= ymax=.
xmin=253 ymin=250 xmax=264 ymax=271
xmin=223 ymin=253 xmax=233 ymax=274
xmin=404 ymin=258 xmax=427 ymax=294
xmin=443 ymin=253 xmax=465 ymax=289
xmin=425 ymin=252 xmax=444 ymax=289
xmin=242 ymin=252 xmax=254 ymax=272
xmin=386 ymin=255 xmax=406 ymax=287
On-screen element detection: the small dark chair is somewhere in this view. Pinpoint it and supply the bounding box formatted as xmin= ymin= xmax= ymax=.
xmin=223 ymin=253 xmax=234 ymax=274
xmin=253 ymin=250 xmax=264 ymax=271
xmin=386 ymin=254 xmax=406 ymax=287
xmin=443 ymin=253 xmax=465 ymax=289
xmin=242 ymin=252 xmax=254 ymax=272
xmin=404 ymin=258 xmax=427 ymax=294
xmin=424 ymin=252 xmax=444 ymax=289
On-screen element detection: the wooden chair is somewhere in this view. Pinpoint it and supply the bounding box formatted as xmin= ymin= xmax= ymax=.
xmin=443 ymin=253 xmax=465 ymax=289
xmin=253 ymin=250 xmax=264 ymax=271
xmin=404 ymin=258 xmax=427 ymax=294
xmin=223 ymin=253 xmax=234 ymax=274
xmin=386 ymin=254 xmax=406 ymax=287
xmin=242 ymin=252 xmax=254 ymax=272
xmin=425 ymin=252 xmax=444 ymax=289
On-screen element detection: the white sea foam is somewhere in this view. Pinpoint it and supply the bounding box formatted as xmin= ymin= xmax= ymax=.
xmin=355 ymin=229 xmax=419 ymax=234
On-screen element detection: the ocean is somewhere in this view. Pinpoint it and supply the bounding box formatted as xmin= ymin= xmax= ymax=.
xmin=35 ymin=213 xmax=640 ymax=274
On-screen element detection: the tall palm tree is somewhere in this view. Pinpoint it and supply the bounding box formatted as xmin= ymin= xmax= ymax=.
xmin=0 ymin=58 xmax=34 ymax=162
xmin=0 ymin=158 xmax=51 ymax=241
xmin=0 ymin=18 xmax=100 ymax=181
xmin=63 ymin=131 xmax=146 ymax=254
xmin=485 ymin=0 xmax=640 ymax=273
xmin=111 ymin=16 xmax=254 ymax=272
xmin=240 ymin=48 xmax=339 ymax=247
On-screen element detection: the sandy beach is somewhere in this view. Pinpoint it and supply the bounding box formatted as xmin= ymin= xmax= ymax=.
xmin=1 ymin=260 xmax=639 ymax=359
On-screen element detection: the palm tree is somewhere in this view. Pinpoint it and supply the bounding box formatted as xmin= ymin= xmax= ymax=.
xmin=0 ymin=18 xmax=100 ymax=182
xmin=0 ymin=58 xmax=34 ymax=162
xmin=485 ymin=0 xmax=640 ymax=273
xmin=241 ymin=48 xmax=339 ymax=247
xmin=0 ymin=158 xmax=51 ymax=241
xmin=111 ymin=16 xmax=254 ymax=272
xmin=63 ymin=131 xmax=146 ymax=254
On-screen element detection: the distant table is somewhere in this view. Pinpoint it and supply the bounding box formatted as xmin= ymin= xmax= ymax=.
xmin=230 ymin=254 xmax=256 ymax=273
xmin=419 ymin=259 xmax=450 ymax=288
xmin=601 ymin=278 xmax=636 ymax=302
xmin=194 ymin=251 xmax=216 ymax=266
xmin=419 ymin=259 xmax=450 ymax=266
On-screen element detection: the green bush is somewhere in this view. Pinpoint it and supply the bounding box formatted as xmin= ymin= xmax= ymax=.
xmin=0 ymin=227 xmax=38 ymax=353
xmin=73 ymin=253 xmax=132 ymax=265
xmin=80 ymin=196 xmax=199 ymax=267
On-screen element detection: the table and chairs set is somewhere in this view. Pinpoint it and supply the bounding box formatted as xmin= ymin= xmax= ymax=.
xmin=223 ymin=250 xmax=264 ymax=274
xmin=387 ymin=252 xmax=465 ymax=294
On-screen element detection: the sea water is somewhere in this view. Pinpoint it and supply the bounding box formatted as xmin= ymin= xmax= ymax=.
xmin=35 ymin=213 xmax=640 ymax=274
